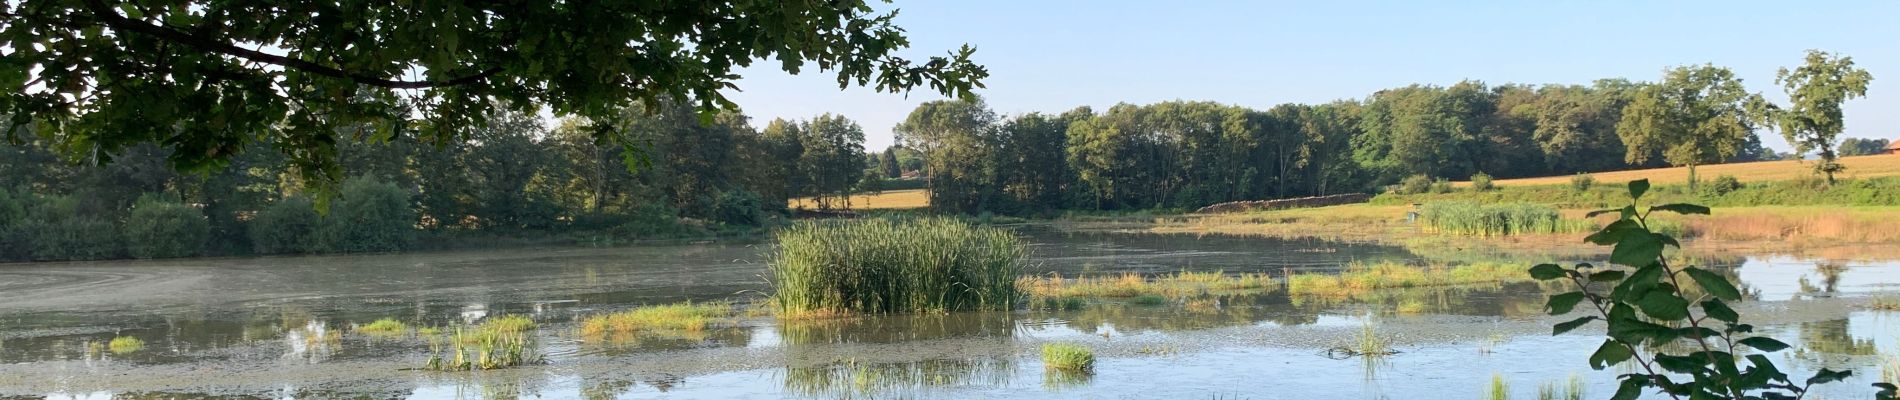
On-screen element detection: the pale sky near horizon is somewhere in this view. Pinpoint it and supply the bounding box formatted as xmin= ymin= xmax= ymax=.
xmin=723 ymin=0 xmax=1898 ymax=153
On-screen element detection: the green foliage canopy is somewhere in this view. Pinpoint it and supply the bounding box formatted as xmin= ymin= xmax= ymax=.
xmin=1 ymin=0 xmax=986 ymax=189
xmin=1773 ymin=50 xmax=1875 ymax=184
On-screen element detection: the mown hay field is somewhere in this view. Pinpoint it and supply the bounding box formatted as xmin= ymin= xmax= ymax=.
xmin=788 ymin=189 xmax=929 ymax=210
xmin=1472 ymin=154 xmax=1900 ymax=187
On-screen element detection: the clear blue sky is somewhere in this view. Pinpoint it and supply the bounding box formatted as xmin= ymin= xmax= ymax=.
xmin=725 ymin=0 xmax=1898 ymax=152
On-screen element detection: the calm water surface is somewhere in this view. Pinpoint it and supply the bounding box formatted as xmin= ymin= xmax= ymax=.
xmin=1 ymin=228 xmax=1896 ymax=399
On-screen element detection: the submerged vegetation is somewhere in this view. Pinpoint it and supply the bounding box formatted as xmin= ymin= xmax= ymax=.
xmin=768 ymin=217 xmax=1024 ymax=316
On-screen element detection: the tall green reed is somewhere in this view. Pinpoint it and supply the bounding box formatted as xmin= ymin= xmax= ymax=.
xmin=769 ymin=217 xmax=1026 ymax=315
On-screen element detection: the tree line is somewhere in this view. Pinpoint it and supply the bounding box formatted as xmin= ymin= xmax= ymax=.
xmin=0 ymin=100 xmax=884 ymax=262
xmin=900 ymin=53 xmax=1875 ymax=214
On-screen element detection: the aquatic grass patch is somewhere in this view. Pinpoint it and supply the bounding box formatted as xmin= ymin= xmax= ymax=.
xmin=578 ymin=302 xmax=734 ymax=339
xmin=1040 ymin=342 xmax=1095 ymax=372
xmin=107 ymin=336 xmax=144 ymax=354
xmin=1018 ymin=271 xmax=1278 ymax=300
xmin=356 ymin=318 xmax=409 ymax=336
xmin=1535 ymin=374 xmax=1584 ymax=400
xmin=769 ymin=217 xmax=1024 ymax=315
xmin=1489 ymin=374 xmax=1510 ymax=400
xmin=1286 ymin=262 xmax=1525 ymax=297
xmin=424 ymin=314 xmax=541 ymax=371
xmin=1129 ymin=295 xmax=1167 ymax=306
xmin=1418 ymin=202 xmax=1593 ymax=236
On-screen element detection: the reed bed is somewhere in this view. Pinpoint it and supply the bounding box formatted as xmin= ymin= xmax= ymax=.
xmin=769 ymin=217 xmax=1024 ymax=315
xmin=1286 ymin=262 xmax=1524 ymax=297
xmin=1017 ymin=270 xmax=1278 ymax=299
xmin=578 ymin=302 xmax=733 ymax=339
xmin=1418 ymin=202 xmax=1592 ymax=236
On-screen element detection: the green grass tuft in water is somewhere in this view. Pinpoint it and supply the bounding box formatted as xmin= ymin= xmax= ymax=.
xmin=357 ymin=318 xmax=409 ymax=336
xmin=1041 ymin=342 xmax=1095 ymax=372
xmin=107 ymin=336 xmax=144 ymax=354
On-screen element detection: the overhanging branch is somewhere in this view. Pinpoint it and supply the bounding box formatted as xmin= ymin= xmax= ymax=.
xmin=79 ymin=0 xmax=501 ymax=89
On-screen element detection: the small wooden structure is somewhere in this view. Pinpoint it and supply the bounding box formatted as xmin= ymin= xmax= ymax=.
xmin=1884 ymin=141 xmax=1900 ymax=155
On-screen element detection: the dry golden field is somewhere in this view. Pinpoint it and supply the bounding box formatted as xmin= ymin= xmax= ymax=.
xmin=1474 ymin=154 xmax=1900 ymax=187
xmin=788 ymin=189 xmax=930 ymax=210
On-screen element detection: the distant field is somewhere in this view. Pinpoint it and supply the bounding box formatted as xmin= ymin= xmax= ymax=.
xmin=788 ymin=189 xmax=929 ymax=210
xmin=1477 ymin=154 xmax=1900 ymax=187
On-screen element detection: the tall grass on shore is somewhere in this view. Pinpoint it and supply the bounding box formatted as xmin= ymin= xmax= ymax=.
xmin=769 ymin=217 xmax=1025 ymax=316
xmin=1017 ymin=270 xmax=1277 ymax=299
xmin=1418 ymin=202 xmax=1591 ymax=236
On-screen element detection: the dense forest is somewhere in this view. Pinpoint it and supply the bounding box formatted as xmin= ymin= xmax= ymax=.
xmin=0 ymin=100 xmax=887 ymax=261
xmin=0 ymin=60 xmax=1882 ymax=262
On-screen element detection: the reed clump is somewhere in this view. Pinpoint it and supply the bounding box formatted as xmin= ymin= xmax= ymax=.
xmin=1041 ymin=343 xmax=1095 ymax=372
xmin=578 ymin=302 xmax=733 ymax=339
xmin=1418 ymin=202 xmax=1592 ymax=236
xmin=769 ymin=217 xmax=1024 ymax=315
xmin=424 ymin=315 xmax=539 ymax=371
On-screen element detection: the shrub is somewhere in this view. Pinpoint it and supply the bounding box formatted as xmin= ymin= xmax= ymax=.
xmin=251 ymin=196 xmax=321 ymax=254
xmin=1397 ymin=174 xmax=1433 ymax=195
xmin=1041 ymin=343 xmax=1095 ymax=372
xmin=768 ymin=217 xmax=1025 ymax=315
xmin=124 ymin=195 xmax=209 ymax=259
xmin=1430 ymin=177 xmax=1455 ymax=194
xmin=1470 ymin=172 xmax=1495 ymax=191
xmin=710 ymin=190 xmax=764 ymax=227
xmin=1703 ymin=174 xmax=1744 ymax=197
xmin=1529 ymin=179 xmax=1895 ymax=399
xmin=317 ymin=177 xmax=416 ymax=253
xmin=17 ymin=195 xmax=122 ymax=261
xmin=1569 ymin=173 xmax=1596 ymax=193
xmin=0 ymin=187 xmax=32 ymax=261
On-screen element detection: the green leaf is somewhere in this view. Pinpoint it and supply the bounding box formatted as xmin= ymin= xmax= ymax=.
xmin=1738 ymin=337 xmax=1791 ymax=352
xmin=1553 ymin=316 xmax=1596 ymax=335
xmin=1610 ymin=377 xmax=1645 ymax=400
xmin=1654 ymin=353 xmax=1708 ymax=374
xmin=1529 ymin=263 xmax=1566 ymax=280
xmin=1547 ymin=292 xmax=1587 ymax=314
xmin=1701 ymin=299 xmax=1738 ymax=323
xmin=1806 ymin=368 xmax=1852 ymax=385
xmin=1585 ymin=208 xmax=1621 ymax=218
xmin=1650 ymin=203 xmax=1711 ymax=215
xmin=1586 ymin=219 xmax=1642 ymax=245
xmin=1590 ymin=339 xmax=1633 ymax=369
xmin=1628 ymin=179 xmax=1650 ymax=200
xmin=1589 ymin=270 xmax=1627 ymax=283
xmin=1684 ymin=267 xmax=1742 ymax=301
xmin=1635 ymin=290 xmax=1691 ymax=320
xmin=1610 ymin=232 xmax=1664 ymax=267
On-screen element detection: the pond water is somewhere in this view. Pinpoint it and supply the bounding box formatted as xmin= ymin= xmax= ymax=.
xmin=1 ymin=228 xmax=1897 ymax=399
